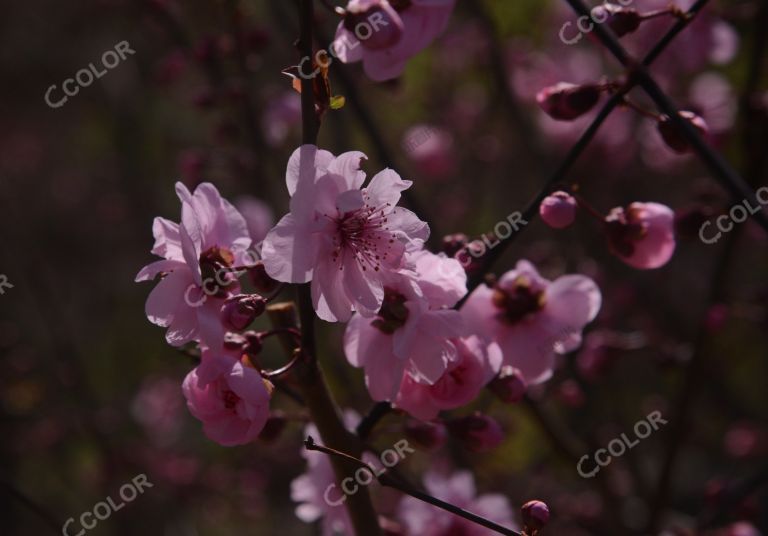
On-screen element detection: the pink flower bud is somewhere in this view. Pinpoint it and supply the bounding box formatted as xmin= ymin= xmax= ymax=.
xmin=446 ymin=412 xmax=504 ymax=452
xmin=403 ymin=420 xmax=447 ymax=450
xmin=221 ymin=294 xmax=266 ymax=331
xmin=521 ymin=500 xmax=550 ymax=533
xmin=488 ymin=365 xmax=527 ymax=403
xmin=539 ymin=191 xmax=577 ymax=229
xmin=537 ymin=83 xmax=602 ymax=121
xmin=442 ymin=233 xmax=469 ymax=257
xmin=593 ymin=4 xmax=642 ymax=37
xmin=657 ymin=111 xmax=708 ymax=154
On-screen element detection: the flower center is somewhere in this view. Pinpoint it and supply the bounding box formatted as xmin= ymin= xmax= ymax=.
xmin=222 ymin=389 xmax=239 ymax=410
xmin=371 ymin=288 xmax=409 ymax=334
xmin=605 ymin=206 xmax=648 ymax=258
xmin=199 ymin=246 xmax=237 ymax=296
xmin=492 ymin=276 xmax=545 ymax=324
xmin=330 ymin=196 xmax=397 ymax=273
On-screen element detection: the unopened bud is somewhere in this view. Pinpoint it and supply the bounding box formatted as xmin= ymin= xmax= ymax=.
xmin=446 ymin=412 xmax=504 ymax=452
xmin=594 ymin=4 xmax=642 ymax=37
xmin=441 ymin=233 xmax=469 ymax=257
xmin=488 ymin=366 xmax=527 ymax=403
xmin=539 ymin=191 xmax=577 ymax=229
xmin=657 ymin=111 xmax=708 ymax=153
xmin=221 ymin=294 xmax=266 ymax=331
xmin=521 ymin=500 xmax=550 ymax=533
xmin=537 ymin=82 xmax=602 ymax=121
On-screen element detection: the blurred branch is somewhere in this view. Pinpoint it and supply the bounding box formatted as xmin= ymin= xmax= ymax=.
xmin=1 ymin=481 xmax=61 ymax=534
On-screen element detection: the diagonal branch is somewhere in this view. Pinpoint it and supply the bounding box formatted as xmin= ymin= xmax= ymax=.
xmin=563 ymin=0 xmax=768 ymax=233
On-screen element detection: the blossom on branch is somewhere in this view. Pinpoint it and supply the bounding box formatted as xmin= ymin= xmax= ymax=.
xmin=262 ymin=144 xmax=429 ymax=322
xmin=461 ymin=260 xmax=601 ymax=384
xmin=136 ymin=182 xmax=252 ymax=348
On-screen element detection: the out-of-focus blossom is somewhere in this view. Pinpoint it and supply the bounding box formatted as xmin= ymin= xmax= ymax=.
xmin=182 ymin=352 xmax=272 ymax=446
xmin=446 ymin=412 xmax=504 ymax=453
xmin=540 ymin=191 xmax=577 ymax=229
xmin=136 ymin=182 xmax=251 ymax=347
xmin=462 ymin=260 xmax=601 ymax=384
xmin=333 ymin=0 xmax=456 ymax=81
xmin=398 ymin=470 xmax=516 ymax=535
xmin=262 ymin=145 xmax=429 ymax=322
xmin=131 ymin=376 xmax=185 ymax=446
xmin=262 ymin=91 xmax=301 ymax=146
xmin=344 ymin=251 xmax=466 ymax=400
xmin=402 ymin=124 xmax=455 ymax=180
xmin=291 ymin=412 xmax=359 ymax=536
xmin=235 ymin=196 xmax=275 ymax=244
xmin=605 ymin=202 xmax=676 ymax=269
xmin=395 ymin=336 xmax=502 ymax=420
xmin=403 ymin=419 xmax=448 ymax=450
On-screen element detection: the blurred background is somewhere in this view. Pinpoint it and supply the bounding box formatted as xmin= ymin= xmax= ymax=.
xmin=1 ymin=0 xmax=766 ymax=534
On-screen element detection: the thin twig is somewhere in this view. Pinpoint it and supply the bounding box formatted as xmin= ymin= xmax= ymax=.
xmin=304 ymin=437 xmax=522 ymax=536
xmin=1 ymin=481 xmax=62 ymax=534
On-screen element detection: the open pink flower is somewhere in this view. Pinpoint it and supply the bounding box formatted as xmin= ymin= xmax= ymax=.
xmin=398 ymin=470 xmax=517 ymax=535
xmin=136 ymin=182 xmax=252 ymax=347
xmin=262 ymin=145 xmax=429 ymax=322
xmin=182 ymin=352 xmax=272 ymax=446
xmin=344 ymin=251 xmax=466 ymax=400
xmin=333 ymin=0 xmax=456 ymax=81
xmin=395 ymin=336 xmax=502 ymax=420
xmin=605 ymin=202 xmax=676 ymax=269
xmin=461 ymin=260 xmax=601 ymax=384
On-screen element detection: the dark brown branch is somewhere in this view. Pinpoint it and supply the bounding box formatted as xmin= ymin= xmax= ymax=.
xmin=304 ymin=437 xmax=522 ymax=536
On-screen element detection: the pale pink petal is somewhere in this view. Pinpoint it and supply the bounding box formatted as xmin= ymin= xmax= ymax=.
xmin=262 ymin=213 xmax=317 ymax=283
xmin=135 ymin=259 xmax=186 ymax=282
xmin=327 ymin=151 xmax=367 ymax=190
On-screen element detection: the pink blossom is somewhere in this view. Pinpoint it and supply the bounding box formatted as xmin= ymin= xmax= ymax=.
xmin=262 ymin=145 xmax=429 ymax=322
xmin=398 ymin=470 xmax=517 ymax=535
xmin=136 ymin=182 xmax=252 ymax=347
xmin=605 ymin=202 xmax=676 ymax=269
xmin=131 ymin=376 xmax=185 ymax=446
xmin=182 ymin=352 xmax=272 ymax=446
xmin=291 ymin=412 xmax=359 ymax=536
xmin=461 ymin=260 xmax=601 ymax=384
xmin=344 ymin=251 xmax=466 ymax=400
xmin=395 ymin=336 xmax=502 ymax=420
xmin=333 ymin=0 xmax=456 ymax=81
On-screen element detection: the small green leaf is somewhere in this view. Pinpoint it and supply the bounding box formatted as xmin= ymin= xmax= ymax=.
xmin=330 ymin=95 xmax=346 ymax=110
